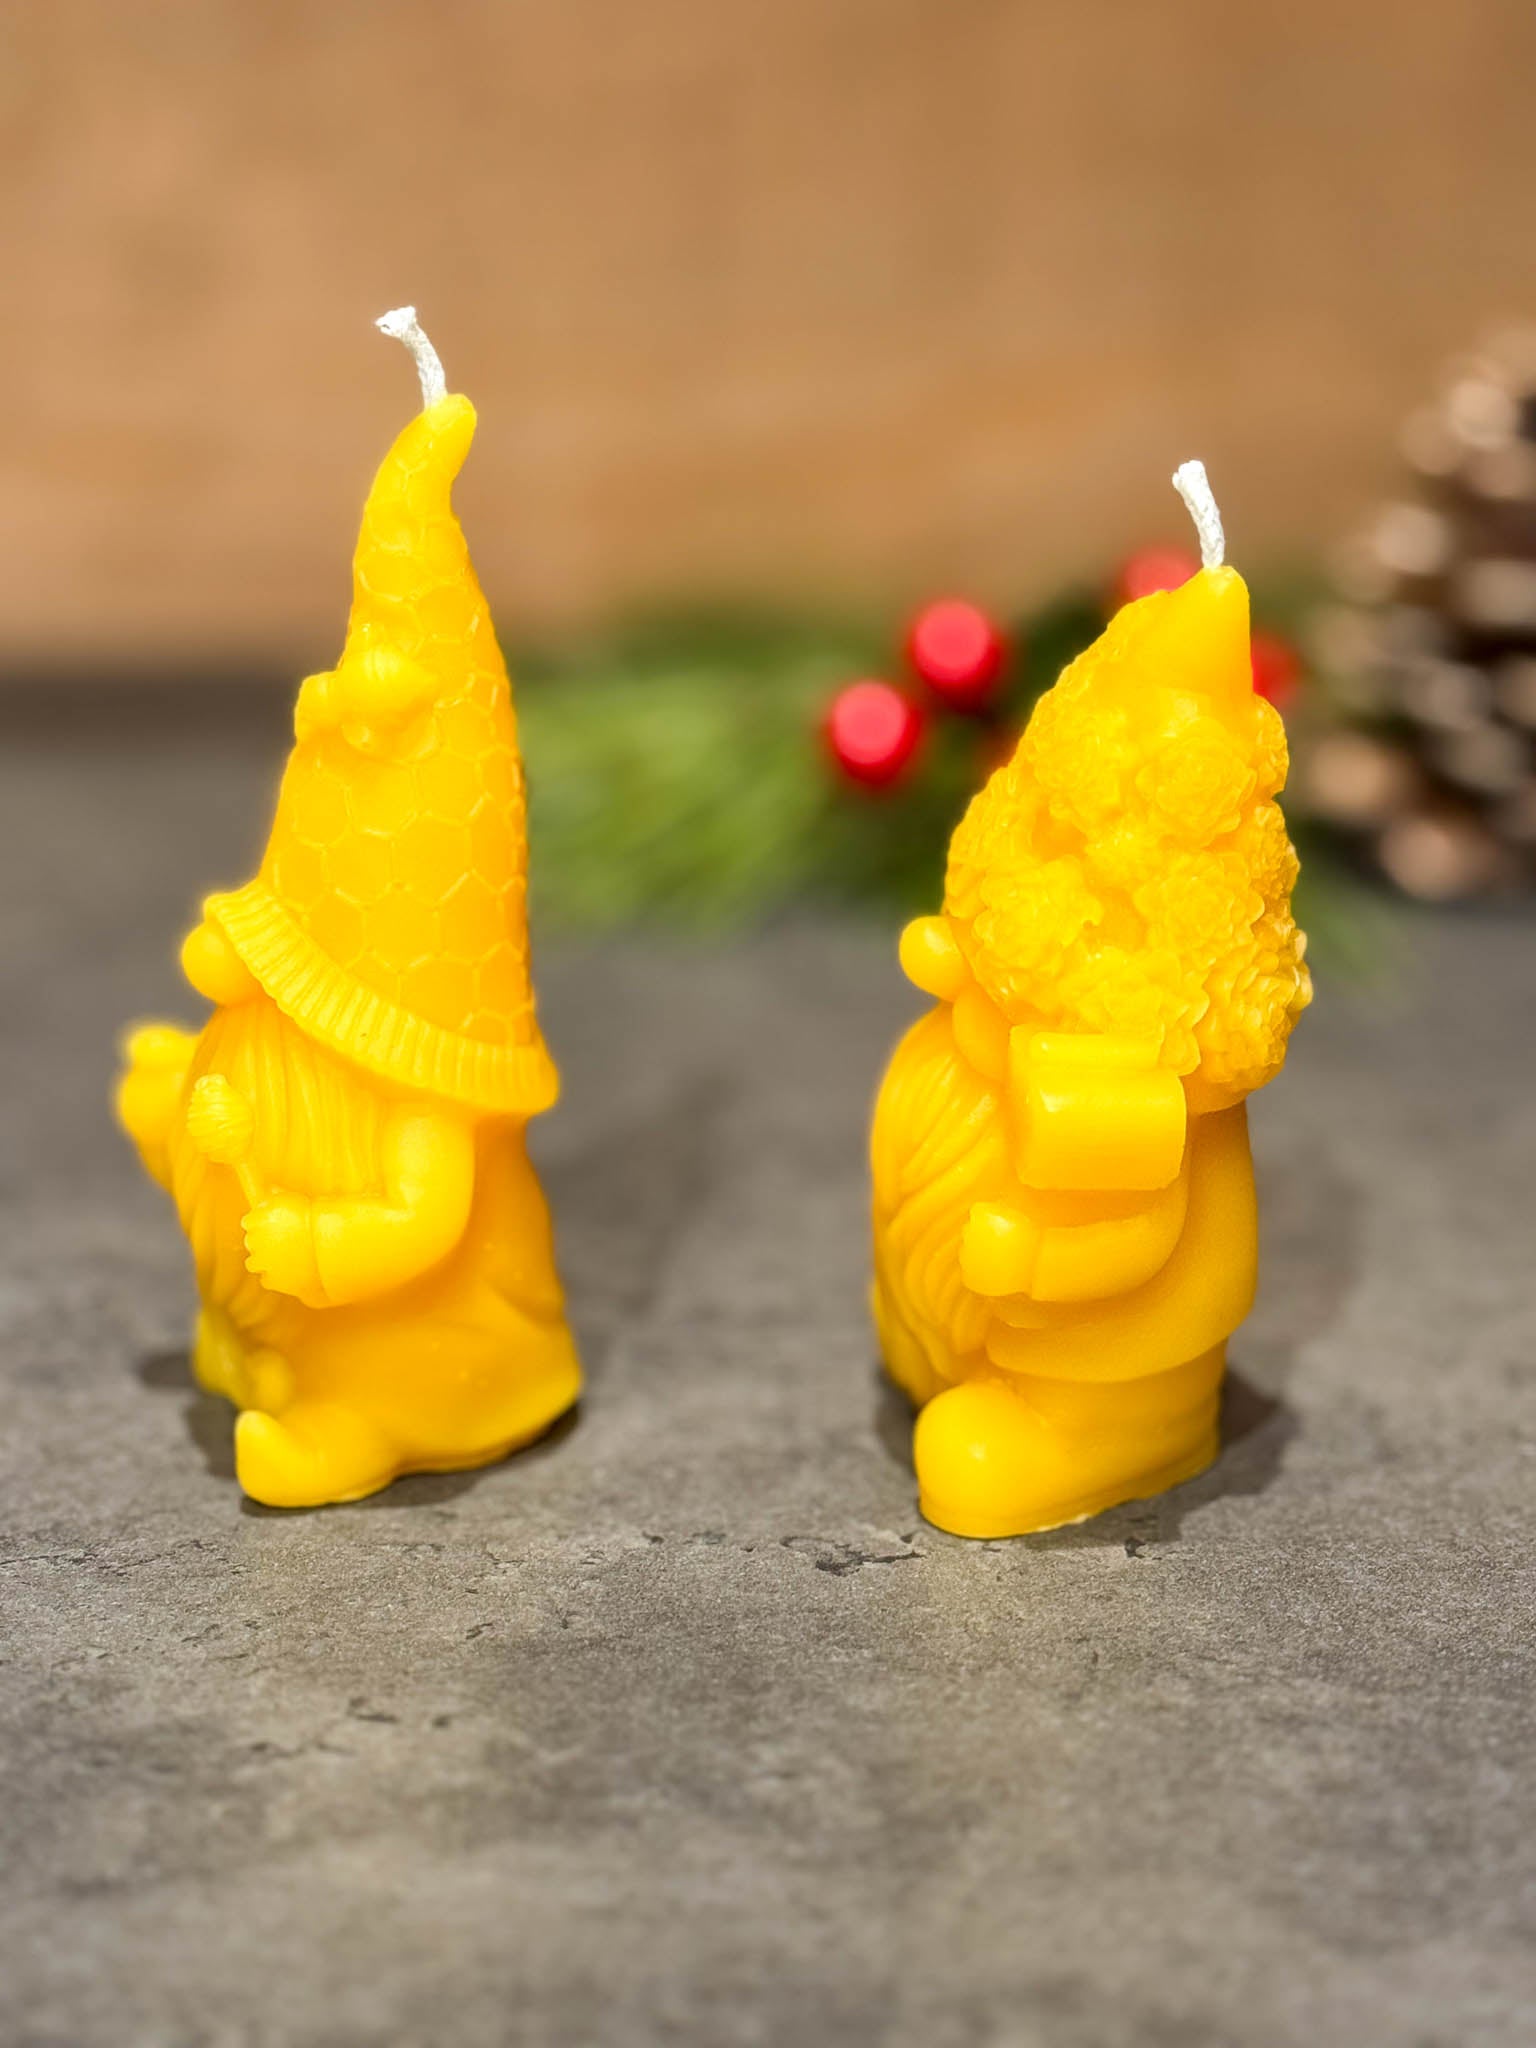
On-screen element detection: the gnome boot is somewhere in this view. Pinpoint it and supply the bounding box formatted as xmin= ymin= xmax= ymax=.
xmin=235 ymin=1401 xmax=397 ymax=1509
xmin=914 ymin=1346 xmax=1225 ymax=1538
xmin=116 ymin=310 xmax=581 ymax=1510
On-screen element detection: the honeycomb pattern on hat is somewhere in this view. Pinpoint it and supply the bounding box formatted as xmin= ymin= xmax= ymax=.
xmin=266 ymin=674 xmax=537 ymax=1049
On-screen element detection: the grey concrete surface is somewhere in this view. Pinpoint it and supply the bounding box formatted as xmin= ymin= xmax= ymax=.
xmin=1 ymin=704 xmax=1534 ymax=2048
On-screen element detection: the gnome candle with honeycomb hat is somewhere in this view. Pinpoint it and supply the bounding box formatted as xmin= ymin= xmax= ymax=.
xmin=116 ymin=309 xmax=580 ymax=1508
xmin=871 ymin=463 xmax=1311 ymax=1539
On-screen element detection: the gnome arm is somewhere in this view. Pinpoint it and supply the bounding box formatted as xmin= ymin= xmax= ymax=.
xmin=303 ymin=1107 xmax=477 ymax=1307
xmin=244 ymin=1107 xmax=477 ymax=1308
xmin=1006 ymin=1031 xmax=1187 ymax=1194
xmin=115 ymin=1023 xmax=198 ymax=1193
xmin=953 ymin=1032 xmax=1193 ymax=1307
xmin=959 ymin=1172 xmax=1190 ymax=1305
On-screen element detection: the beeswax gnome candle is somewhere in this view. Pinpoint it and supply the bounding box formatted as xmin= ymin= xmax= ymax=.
xmin=870 ymin=463 xmax=1310 ymax=1539
xmin=116 ymin=309 xmax=581 ymax=1507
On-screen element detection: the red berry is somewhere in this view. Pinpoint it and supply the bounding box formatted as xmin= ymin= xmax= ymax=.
xmin=825 ymin=680 xmax=924 ymax=788
xmin=1114 ymin=545 xmax=1201 ymax=608
xmin=1250 ymin=630 xmax=1301 ymax=707
xmin=906 ymin=599 xmax=1007 ymax=712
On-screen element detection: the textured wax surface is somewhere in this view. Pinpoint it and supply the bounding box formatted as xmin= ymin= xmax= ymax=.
xmin=211 ymin=394 xmax=546 ymax=1081
xmin=946 ymin=571 xmax=1311 ymax=1097
xmin=112 ymin=387 xmax=575 ymax=1509
xmin=4 ymin=706 xmax=1536 ymax=2046
xmin=869 ymin=567 xmax=1310 ymax=1534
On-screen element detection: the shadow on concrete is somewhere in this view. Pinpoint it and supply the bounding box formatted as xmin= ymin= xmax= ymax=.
xmin=1241 ymin=1130 xmax=1365 ymax=1398
xmin=871 ymin=1368 xmax=915 ymax=1472
xmin=538 ymin=1075 xmax=726 ymax=1383
xmin=127 ymin=1081 xmax=721 ymax=1512
xmin=137 ymin=1346 xmax=238 ymax=1481
xmin=136 ymin=1345 xmax=580 ymax=1511
xmin=344 ymin=1407 xmax=582 ymax=1515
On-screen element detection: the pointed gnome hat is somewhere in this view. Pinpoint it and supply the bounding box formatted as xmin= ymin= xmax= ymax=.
xmin=204 ymin=327 xmax=556 ymax=1115
xmin=941 ymin=461 xmax=1308 ymax=1097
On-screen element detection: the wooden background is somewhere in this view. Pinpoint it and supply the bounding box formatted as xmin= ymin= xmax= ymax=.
xmin=5 ymin=0 xmax=1536 ymax=669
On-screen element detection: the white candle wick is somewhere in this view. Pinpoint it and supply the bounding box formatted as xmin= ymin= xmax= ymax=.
xmin=375 ymin=306 xmax=447 ymax=409
xmin=1171 ymin=459 xmax=1225 ymax=570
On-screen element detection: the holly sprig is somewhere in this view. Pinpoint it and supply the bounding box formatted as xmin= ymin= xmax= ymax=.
xmin=515 ymin=566 xmax=1322 ymax=939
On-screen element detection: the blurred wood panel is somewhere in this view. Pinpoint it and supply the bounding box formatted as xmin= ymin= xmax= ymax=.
xmin=3 ymin=0 xmax=1536 ymax=665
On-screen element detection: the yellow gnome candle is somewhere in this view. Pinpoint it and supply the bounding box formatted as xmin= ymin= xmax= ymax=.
xmin=116 ymin=308 xmax=581 ymax=1508
xmin=871 ymin=463 xmax=1310 ymax=1539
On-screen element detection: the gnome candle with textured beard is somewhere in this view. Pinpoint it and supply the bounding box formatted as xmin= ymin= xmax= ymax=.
xmin=871 ymin=464 xmax=1311 ymax=1539
xmin=116 ymin=309 xmax=580 ymax=1508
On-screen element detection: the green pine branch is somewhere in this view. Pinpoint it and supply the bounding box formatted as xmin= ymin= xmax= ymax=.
xmin=513 ymin=591 xmax=1381 ymax=973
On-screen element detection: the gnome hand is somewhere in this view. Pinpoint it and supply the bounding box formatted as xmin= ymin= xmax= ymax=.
xmin=243 ymin=1195 xmax=326 ymax=1308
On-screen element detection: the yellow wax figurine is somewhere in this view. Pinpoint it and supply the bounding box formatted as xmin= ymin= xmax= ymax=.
xmin=871 ymin=463 xmax=1311 ymax=1539
xmin=117 ymin=308 xmax=581 ymax=1508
